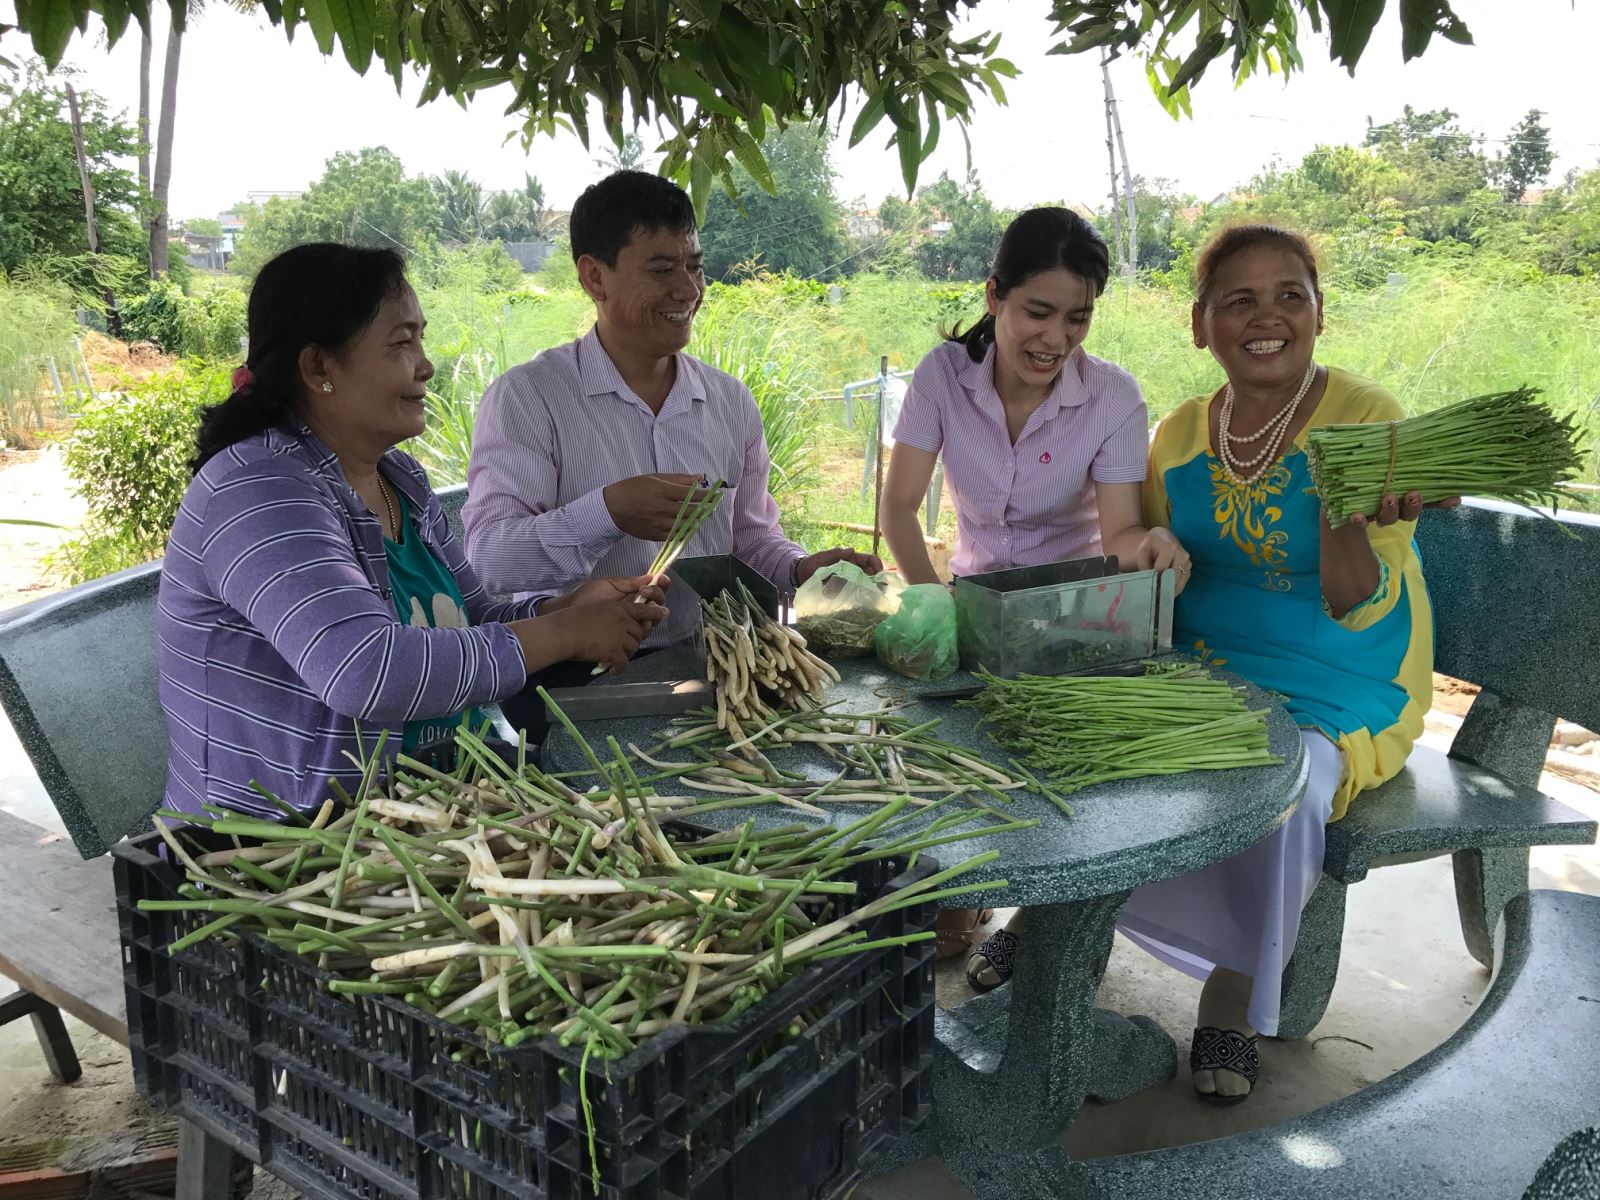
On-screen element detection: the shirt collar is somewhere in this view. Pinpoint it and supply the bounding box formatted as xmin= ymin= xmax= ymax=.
xmin=957 ymin=343 xmax=1090 ymax=421
xmin=278 ymin=421 xmax=432 ymax=517
xmin=578 ymin=324 xmax=707 ymax=408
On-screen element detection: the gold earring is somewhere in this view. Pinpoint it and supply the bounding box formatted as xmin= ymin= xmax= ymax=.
xmin=321 ymin=382 xmax=334 ymax=393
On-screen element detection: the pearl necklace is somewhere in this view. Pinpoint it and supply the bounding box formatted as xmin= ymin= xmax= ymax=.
xmin=1217 ymin=362 xmax=1318 ymax=484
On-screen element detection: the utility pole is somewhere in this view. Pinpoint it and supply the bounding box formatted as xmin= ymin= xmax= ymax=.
xmin=1101 ymin=52 xmax=1138 ymax=278
xmin=1101 ymin=51 xmax=1125 ymax=275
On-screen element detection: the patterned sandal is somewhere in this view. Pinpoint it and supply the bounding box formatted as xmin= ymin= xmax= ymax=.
xmin=1190 ymin=1026 xmax=1259 ymax=1106
xmin=966 ymin=928 xmax=1018 ymax=994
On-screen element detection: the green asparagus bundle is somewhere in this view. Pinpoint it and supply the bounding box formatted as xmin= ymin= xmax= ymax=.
xmin=1305 ymin=387 xmax=1584 ymax=527
xmin=963 ymin=661 xmax=1280 ymax=794
xmin=142 ymin=705 xmax=1005 ymax=1067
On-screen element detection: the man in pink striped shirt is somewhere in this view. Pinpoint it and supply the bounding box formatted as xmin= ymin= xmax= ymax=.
xmin=464 ymin=171 xmax=878 ymax=648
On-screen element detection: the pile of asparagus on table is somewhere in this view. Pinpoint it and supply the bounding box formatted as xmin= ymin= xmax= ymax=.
xmin=143 ymin=711 xmax=1007 ymax=1065
xmin=964 ymin=660 xmax=1280 ymax=794
xmin=670 ymin=582 xmax=1072 ymax=816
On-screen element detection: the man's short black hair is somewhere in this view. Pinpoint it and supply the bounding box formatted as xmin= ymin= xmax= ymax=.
xmin=569 ymin=170 xmax=697 ymax=266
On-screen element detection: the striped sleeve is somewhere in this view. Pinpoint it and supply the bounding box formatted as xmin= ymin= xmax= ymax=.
xmin=1090 ymin=368 xmax=1151 ymax=484
xmin=463 ymin=366 xmax=624 ymax=595
xmin=199 ymin=461 xmax=529 ymax=722
xmin=891 ymin=352 xmax=947 ymax=455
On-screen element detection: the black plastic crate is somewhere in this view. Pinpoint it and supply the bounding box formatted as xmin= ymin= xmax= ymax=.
xmin=114 ymin=825 xmax=937 ymax=1200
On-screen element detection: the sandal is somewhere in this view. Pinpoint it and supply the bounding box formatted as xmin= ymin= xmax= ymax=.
xmin=1190 ymin=1026 xmax=1259 ymax=1106
xmin=934 ymin=908 xmax=994 ymax=961
xmin=966 ymin=928 xmax=1018 ymax=994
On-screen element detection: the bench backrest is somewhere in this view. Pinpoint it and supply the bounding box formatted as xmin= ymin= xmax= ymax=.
xmin=0 ymin=562 xmax=165 ymax=858
xmin=437 ymin=482 xmax=468 ymax=544
xmin=1415 ymin=497 xmax=1600 ymax=733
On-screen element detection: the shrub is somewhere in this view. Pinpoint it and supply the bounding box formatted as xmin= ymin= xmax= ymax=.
xmin=118 ymin=279 xmax=248 ymax=359
xmin=61 ymin=361 xmax=227 ymax=560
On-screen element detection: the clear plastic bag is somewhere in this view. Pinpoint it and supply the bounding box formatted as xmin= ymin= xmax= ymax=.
xmin=873 ymin=583 xmax=958 ymax=681
xmin=794 ymin=562 xmax=901 ymax=658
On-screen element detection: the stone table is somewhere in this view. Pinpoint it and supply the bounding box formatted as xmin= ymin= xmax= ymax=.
xmin=541 ymin=652 xmax=1309 ymax=1199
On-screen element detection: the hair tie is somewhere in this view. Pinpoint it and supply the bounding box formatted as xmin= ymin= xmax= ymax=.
xmin=231 ymin=365 xmax=255 ymax=392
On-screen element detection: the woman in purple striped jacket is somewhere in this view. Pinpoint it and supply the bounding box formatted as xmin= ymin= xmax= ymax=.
xmin=880 ymin=208 xmax=1193 ymax=985
xmin=157 ymin=244 xmax=667 ymax=819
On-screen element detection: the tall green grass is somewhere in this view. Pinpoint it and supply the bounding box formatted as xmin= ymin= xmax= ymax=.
xmin=0 ymin=274 xmax=78 ymax=444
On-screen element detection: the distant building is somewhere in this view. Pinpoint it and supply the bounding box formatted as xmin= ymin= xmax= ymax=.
xmin=845 ymin=209 xmax=882 ymax=240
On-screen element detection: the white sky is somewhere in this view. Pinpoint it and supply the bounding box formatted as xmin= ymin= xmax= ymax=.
xmin=18 ymin=0 xmax=1600 ymax=223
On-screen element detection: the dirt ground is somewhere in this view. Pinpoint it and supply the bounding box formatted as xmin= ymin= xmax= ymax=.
xmin=0 ymin=446 xmax=87 ymax=611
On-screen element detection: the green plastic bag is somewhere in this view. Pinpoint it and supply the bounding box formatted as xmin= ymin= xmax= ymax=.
xmin=874 ymin=583 xmax=958 ymax=681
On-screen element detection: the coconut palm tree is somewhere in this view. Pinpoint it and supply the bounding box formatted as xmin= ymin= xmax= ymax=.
xmin=484 ymin=191 xmax=530 ymax=242
xmin=432 ymin=170 xmax=487 ymax=244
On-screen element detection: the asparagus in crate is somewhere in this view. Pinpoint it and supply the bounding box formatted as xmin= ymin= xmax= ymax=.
xmin=964 ymin=660 xmax=1280 ymax=795
xmin=1306 ymin=387 xmax=1584 ymax=527
xmin=140 ymin=708 xmax=1008 ymax=1063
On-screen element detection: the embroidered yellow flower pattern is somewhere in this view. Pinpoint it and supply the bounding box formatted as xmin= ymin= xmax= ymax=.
xmin=1193 ymin=638 xmax=1228 ymax=667
xmin=1210 ymin=457 xmax=1293 ymax=589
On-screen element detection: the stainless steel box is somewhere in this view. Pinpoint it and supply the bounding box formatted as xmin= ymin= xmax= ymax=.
xmin=953 ymin=555 xmax=1175 ymax=677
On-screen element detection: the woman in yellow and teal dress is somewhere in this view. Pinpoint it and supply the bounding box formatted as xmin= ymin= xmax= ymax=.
xmin=1117 ymin=224 xmax=1455 ymax=1105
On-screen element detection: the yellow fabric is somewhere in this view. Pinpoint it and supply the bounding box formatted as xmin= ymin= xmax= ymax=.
xmin=1144 ymin=367 xmax=1433 ymax=821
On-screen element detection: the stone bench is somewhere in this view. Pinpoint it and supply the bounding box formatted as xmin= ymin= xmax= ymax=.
xmin=1276 ymin=498 xmax=1599 ymax=1039
xmin=1070 ymin=888 xmax=1600 ymax=1199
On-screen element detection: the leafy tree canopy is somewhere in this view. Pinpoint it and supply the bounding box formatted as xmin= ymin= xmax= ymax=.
xmin=7 ymin=1 xmax=1471 ymax=210
xmin=700 ymin=123 xmax=844 ymax=280
xmin=229 ymin=146 xmax=440 ymax=276
xmin=0 ymin=62 xmax=143 ymax=273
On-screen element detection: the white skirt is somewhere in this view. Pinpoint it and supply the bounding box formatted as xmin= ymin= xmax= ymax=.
xmin=1115 ymin=729 xmax=1343 ymax=1036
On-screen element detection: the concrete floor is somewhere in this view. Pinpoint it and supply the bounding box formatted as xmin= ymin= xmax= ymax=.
xmin=3 ymin=725 xmax=1597 ymax=1198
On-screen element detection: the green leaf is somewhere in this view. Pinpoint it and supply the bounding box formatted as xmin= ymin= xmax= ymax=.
xmin=621 ymin=0 xmax=668 ymax=48
xmin=662 ymin=59 xmax=740 ymax=118
xmin=16 ymin=0 xmax=78 ymax=68
xmin=1398 ymin=0 xmax=1473 ymax=60
xmin=921 ymin=97 xmax=941 ymax=159
xmin=849 ymin=88 xmax=888 ymax=148
xmin=689 ymin=136 xmax=715 ymax=222
xmin=725 ymin=123 xmax=775 ymax=193
xmin=324 ymin=0 xmax=376 ymax=73
xmin=1322 ymin=0 xmax=1385 ymax=71
xmin=1062 ymin=23 xmax=1121 ymax=54
xmin=1167 ymin=29 xmax=1226 ymax=91
xmin=896 ymin=103 xmax=923 ymax=196
xmin=302 ymin=0 xmax=338 ymax=56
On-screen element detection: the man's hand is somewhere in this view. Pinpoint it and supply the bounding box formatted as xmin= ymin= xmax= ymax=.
xmin=796 ymin=547 xmax=883 ymax=585
xmin=602 ymin=473 xmax=710 ymax=540
xmin=544 ymin=595 xmax=668 ymax=674
xmin=1348 ymin=491 xmax=1462 ymax=529
xmin=1124 ymin=527 xmax=1193 ymax=594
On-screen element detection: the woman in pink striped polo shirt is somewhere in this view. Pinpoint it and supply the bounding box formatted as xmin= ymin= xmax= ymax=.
xmin=881 ymin=207 xmax=1192 ymax=978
